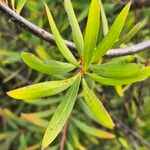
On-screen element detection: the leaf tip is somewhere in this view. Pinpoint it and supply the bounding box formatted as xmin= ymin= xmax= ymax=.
xmin=6 ymin=91 xmax=14 ymax=99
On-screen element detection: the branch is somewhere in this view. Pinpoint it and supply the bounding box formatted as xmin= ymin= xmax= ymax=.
xmin=0 ymin=1 xmax=150 ymax=58
xmin=115 ymin=118 xmax=150 ymax=148
xmin=59 ymin=122 xmax=68 ymax=150
xmin=106 ymin=40 xmax=150 ymax=57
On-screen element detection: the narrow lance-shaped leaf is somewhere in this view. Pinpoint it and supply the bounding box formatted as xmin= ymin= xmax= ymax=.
xmin=23 ymin=97 xmax=61 ymax=106
xmin=90 ymin=63 xmax=143 ymax=78
xmin=100 ymin=0 xmax=109 ymax=36
xmin=69 ymin=124 xmax=86 ymax=150
xmin=16 ymin=0 xmax=28 ymax=13
xmin=73 ymin=119 xmax=116 ymax=139
xmin=92 ymin=2 xmax=131 ymax=62
xmin=87 ymin=66 xmax=150 ymax=85
xmin=79 ymin=100 xmax=99 ymax=123
xmin=45 ymin=3 xmax=79 ymax=66
xmin=82 ymin=79 xmax=114 ymax=129
xmin=21 ymin=52 xmax=76 ymax=75
xmin=36 ymin=45 xmax=51 ymax=60
xmin=113 ymin=22 xmax=141 ymax=48
xmin=83 ymin=0 xmax=100 ymax=71
xmin=21 ymin=113 xmax=49 ymax=128
xmin=11 ymin=0 xmax=15 ymax=10
xmin=7 ymin=74 xmax=79 ymax=100
xmin=64 ymin=0 xmax=84 ymax=56
xmin=42 ymin=76 xmax=81 ymax=149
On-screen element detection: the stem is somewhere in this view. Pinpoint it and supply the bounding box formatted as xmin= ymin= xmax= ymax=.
xmin=0 ymin=1 xmax=150 ymax=57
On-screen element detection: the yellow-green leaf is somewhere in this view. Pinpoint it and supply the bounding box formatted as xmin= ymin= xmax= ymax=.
xmin=83 ymin=0 xmax=100 ymax=70
xmin=92 ymin=2 xmax=131 ymax=62
xmin=42 ymin=76 xmax=81 ymax=149
xmin=36 ymin=45 xmax=51 ymax=60
xmin=7 ymin=74 xmax=79 ymax=100
xmin=87 ymin=66 xmax=150 ymax=85
xmin=90 ymin=63 xmax=143 ymax=78
xmin=21 ymin=52 xmax=76 ymax=75
xmin=11 ymin=0 xmax=15 ymax=10
xmin=64 ymin=0 xmax=84 ymax=56
xmin=16 ymin=0 xmax=28 ymax=13
xmin=45 ymin=3 xmax=78 ymax=66
xmin=82 ymin=79 xmax=114 ymax=129
xmin=100 ymin=0 xmax=109 ymax=36
xmin=73 ymin=119 xmax=116 ymax=139
xmin=21 ymin=113 xmax=48 ymax=128
xmin=113 ymin=22 xmax=141 ymax=48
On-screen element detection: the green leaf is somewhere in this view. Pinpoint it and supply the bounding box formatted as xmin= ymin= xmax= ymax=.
xmin=82 ymin=79 xmax=114 ymax=129
xmin=36 ymin=45 xmax=51 ymax=60
xmin=42 ymin=76 xmax=81 ymax=149
xmin=106 ymin=55 xmax=135 ymax=64
xmin=16 ymin=0 xmax=28 ymax=13
xmin=92 ymin=2 xmax=131 ymax=62
xmin=21 ymin=110 xmax=55 ymax=118
xmin=83 ymin=0 xmax=100 ymax=70
xmin=90 ymin=63 xmax=143 ymax=78
xmin=79 ymin=100 xmax=99 ymax=123
xmin=87 ymin=66 xmax=150 ymax=85
xmin=100 ymin=0 xmax=109 ymax=36
xmin=113 ymin=23 xmax=141 ymax=48
xmin=64 ymin=0 xmax=84 ymax=56
xmin=21 ymin=113 xmax=49 ymax=128
xmin=23 ymin=97 xmax=61 ymax=106
xmin=11 ymin=0 xmax=15 ymax=10
xmin=69 ymin=124 xmax=86 ymax=150
xmin=21 ymin=52 xmax=76 ymax=75
xmin=45 ymin=3 xmax=79 ymax=66
xmin=73 ymin=119 xmax=116 ymax=139
xmin=7 ymin=74 xmax=79 ymax=100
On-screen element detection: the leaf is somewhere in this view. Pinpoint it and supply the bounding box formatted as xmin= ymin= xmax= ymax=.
xmin=82 ymin=79 xmax=114 ymax=129
xmin=79 ymin=100 xmax=99 ymax=123
xmin=83 ymin=0 xmax=100 ymax=71
xmin=64 ymin=0 xmax=84 ymax=55
xmin=21 ymin=52 xmax=76 ymax=75
xmin=73 ymin=119 xmax=116 ymax=139
xmin=7 ymin=74 xmax=79 ymax=100
xmin=36 ymin=45 xmax=51 ymax=60
xmin=42 ymin=76 xmax=81 ymax=149
xmin=66 ymin=141 xmax=74 ymax=150
xmin=23 ymin=97 xmax=61 ymax=106
xmin=21 ymin=113 xmax=49 ymax=128
xmin=69 ymin=124 xmax=86 ymax=150
xmin=11 ymin=0 xmax=15 ymax=10
xmin=106 ymin=55 xmax=135 ymax=64
xmin=90 ymin=63 xmax=143 ymax=78
xmin=45 ymin=3 xmax=79 ymax=66
xmin=16 ymin=0 xmax=28 ymax=13
xmin=115 ymin=85 xmax=124 ymax=97
xmin=87 ymin=66 xmax=150 ymax=85
xmin=92 ymin=2 xmax=131 ymax=62
xmin=3 ymin=108 xmax=42 ymax=133
xmin=113 ymin=23 xmax=141 ymax=48
xmin=100 ymin=0 xmax=109 ymax=36
xmin=21 ymin=109 xmax=55 ymax=118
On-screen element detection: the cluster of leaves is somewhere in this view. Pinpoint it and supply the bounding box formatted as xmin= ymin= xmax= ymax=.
xmin=0 ymin=0 xmax=150 ymax=150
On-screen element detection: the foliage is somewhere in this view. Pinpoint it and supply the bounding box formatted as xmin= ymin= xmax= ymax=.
xmin=0 ymin=0 xmax=150 ymax=150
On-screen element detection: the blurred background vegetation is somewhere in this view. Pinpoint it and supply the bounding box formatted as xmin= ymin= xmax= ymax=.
xmin=0 ymin=0 xmax=150 ymax=149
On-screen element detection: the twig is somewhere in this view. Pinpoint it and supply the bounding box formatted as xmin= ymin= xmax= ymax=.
xmin=0 ymin=1 xmax=150 ymax=57
xmin=106 ymin=41 xmax=150 ymax=57
xmin=59 ymin=122 xmax=68 ymax=150
xmin=115 ymin=118 xmax=150 ymax=148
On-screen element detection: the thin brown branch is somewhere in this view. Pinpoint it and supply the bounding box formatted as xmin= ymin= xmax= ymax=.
xmin=59 ymin=122 xmax=68 ymax=150
xmin=0 ymin=1 xmax=150 ymax=58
